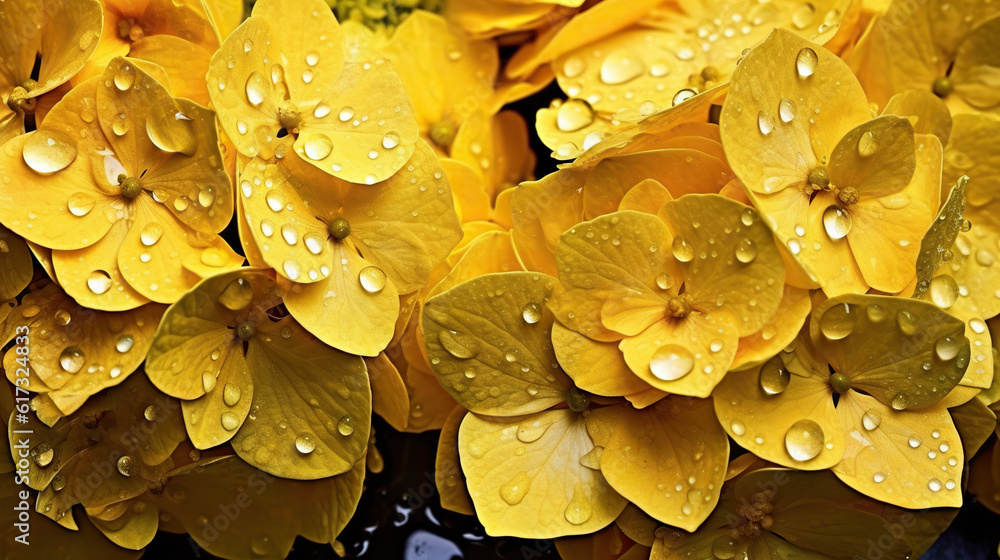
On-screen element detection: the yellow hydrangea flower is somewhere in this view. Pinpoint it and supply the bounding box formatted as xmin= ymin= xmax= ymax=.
xmin=848 ymin=0 xmax=1000 ymax=114
xmin=0 ymin=58 xmax=242 ymax=311
xmin=208 ymin=0 xmax=420 ymax=185
xmin=0 ymin=0 xmax=103 ymax=144
xmin=721 ymin=30 xmax=942 ymax=295
xmin=715 ymin=294 xmax=970 ymax=508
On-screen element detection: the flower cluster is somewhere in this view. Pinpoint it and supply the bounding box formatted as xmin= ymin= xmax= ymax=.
xmin=1 ymin=0 xmax=999 ymax=559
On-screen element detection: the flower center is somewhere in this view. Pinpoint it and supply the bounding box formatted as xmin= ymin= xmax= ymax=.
xmin=117 ymin=17 xmax=145 ymax=42
xmin=932 ymin=76 xmax=954 ymax=98
xmin=566 ymin=387 xmax=591 ymax=412
xmin=327 ymin=217 xmax=351 ymax=239
xmin=667 ymin=294 xmax=693 ymax=318
xmin=330 ymin=0 xmax=443 ymax=33
xmin=119 ymin=175 xmax=143 ymax=199
xmin=277 ymin=103 xmax=302 ymax=135
xmin=7 ymin=86 xmax=36 ymax=114
xmin=807 ymin=166 xmax=830 ymax=191
xmin=837 ymin=186 xmax=859 ymax=206
xmin=429 ymin=119 xmax=457 ymax=151
xmin=237 ymin=321 xmax=257 ymax=341
xmin=730 ymin=489 xmax=775 ymax=540
xmin=830 ymin=372 xmax=852 ymax=394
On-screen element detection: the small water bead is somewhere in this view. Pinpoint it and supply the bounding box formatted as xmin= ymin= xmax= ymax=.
xmin=282 ymin=260 xmax=302 ymax=280
xmin=217 ymin=278 xmax=254 ymax=311
xmin=337 ymin=416 xmax=355 ymax=436
xmin=757 ymin=111 xmax=775 ymax=135
xmin=381 ymin=131 xmax=401 ymax=150
xmin=784 ymin=419 xmax=825 ymax=461
xmin=564 ymin=485 xmax=594 ymax=525
xmin=439 ymin=330 xmax=479 ymax=359
xmin=712 ymin=536 xmax=738 ymax=559
xmin=600 ymin=50 xmax=645 ymax=84
xmin=891 ymin=393 xmax=908 ymax=411
xmin=730 ymin=419 xmax=747 ymax=436
xmin=740 ymin=210 xmax=755 ymax=226
xmin=116 ymin=335 xmax=134 ymax=353
xmin=649 ymin=344 xmax=695 ymax=381
xmin=866 ymin=304 xmax=887 ymax=323
xmin=858 ymin=130 xmax=877 ymax=157
xmin=778 ymin=98 xmax=796 ymax=123
xmin=117 ymin=455 xmax=135 ymax=477
xmin=143 ymin=405 xmax=158 ymax=421
xmin=88 ymin=269 xmax=113 ymax=296
xmin=221 ymin=412 xmax=240 ymax=431
xmin=671 ymin=237 xmax=695 ymax=262
xmin=52 ymin=475 xmax=66 ymax=492
xmin=30 ymin=443 xmax=54 ymax=467
xmin=970 ymin=318 xmax=987 ymax=334
xmin=59 ymin=346 xmax=86 ymax=373
xmin=294 ymin=436 xmax=316 ymax=454
xmin=795 ymin=47 xmax=818 ymax=77
xmin=562 ymin=56 xmax=586 ymax=78
xmin=200 ymin=248 xmax=229 ymax=268
xmin=265 ymin=190 xmax=285 ymax=212
xmin=556 ymin=99 xmax=596 ymax=132
xmin=759 ymin=357 xmax=790 ymax=395
xmin=822 ymin=206 xmax=852 ymax=240
xmin=67 ymin=192 xmax=96 ymax=217
xmin=521 ymin=302 xmax=542 ymax=324
xmin=735 ymin=237 xmax=758 ymax=263
xmin=54 ymin=309 xmax=71 ymax=326
xmin=873 ymin=472 xmax=887 ymax=483
xmin=23 ymin=130 xmax=78 ymax=174
xmin=338 ymin=107 xmax=355 ymax=122
xmin=928 ymin=478 xmax=942 ymax=492
xmin=359 ymin=266 xmax=386 ymax=293
xmin=862 ymin=410 xmax=882 ymax=431
xmin=281 ymin=224 xmax=299 ymax=245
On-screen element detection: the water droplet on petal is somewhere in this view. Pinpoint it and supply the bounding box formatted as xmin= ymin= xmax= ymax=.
xmin=500 ymin=471 xmax=533 ymax=505
xmin=381 ymin=131 xmax=400 ymax=150
xmin=784 ymin=419 xmax=824 ymax=461
xmin=245 ymin=71 xmax=269 ymax=106
xmin=117 ymin=455 xmax=135 ymax=476
xmin=359 ymin=266 xmax=386 ymax=293
xmin=735 ymin=237 xmax=758 ymax=263
xmin=303 ymin=134 xmax=333 ymax=160
xmin=521 ymin=303 xmax=542 ymax=324
xmin=59 ymin=346 xmax=85 ymax=373
xmin=757 ymin=111 xmax=775 ymax=135
xmin=30 ymin=444 xmax=54 ymax=467
xmin=858 ymin=130 xmax=877 ymax=157
xmin=730 ymin=419 xmax=746 ymax=436
xmin=337 ymin=416 xmax=355 ymax=436
xmin=439 ymin=330 xmax=480 ymax=359
xmin=935 ymin=336 xmax=961 ymax=361
xmin=822 ymin=206 xmax=852 ymax=240
xmin=564 ymin=484 xmax=593 ymax=525
xmin=217 ymin=278 xmax=254 ymax=311
xmin=23 ymin=130 xmax=78 ymax=174
xmin=929 ymin=275 xmax=959 ymax=309
xmin=556 ymin=99 xmax=595 ymax=132
xmin=140 ymin=223 xmax=163 ymax=246
xmin=600 ymin=50 xmax=645 ymax=84
xmin=649 ymin=344 xmax=695 ymax=381
xmin=116 ymin=335 xmax=134 ymax=353
xmin=862 ymin=410 xmax=881 ymax=431
xmin=223 ymin=383 xmax=242 ymax=407
xmin=759 ymin=357 xmax=790 ymax=395
xmin=779 ymin=98 xmax=796 ymax=123
xmin=819 ymin=302 xmax=857 ymax=340
xmin=795 ymin=48 xmax=818 ymax=77
xmin=221 ymin=412 xmax=240 ymax=431
xmin=671 ymin=237 xmax=694 ymax=262
xmin=295 ymin=435 xmax=316 ymax=454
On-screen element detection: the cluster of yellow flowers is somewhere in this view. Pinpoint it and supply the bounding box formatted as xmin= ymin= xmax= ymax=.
xmin=1 ymin=0 xmax=999 ymax=558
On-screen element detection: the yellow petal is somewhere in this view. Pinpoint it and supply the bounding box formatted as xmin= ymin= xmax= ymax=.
xmin=828 ymin=115 xmax=916 ymax=198
xmin=833 ymin=391 xmax=963 ymax=508
xmin=845 ymin=133 xmax=941 ymax=292
xmin=459 ymin=409 xmax=627 ymax=538
xmin=811 ymin=294 xmax=968 ymax=410
xmin=947 ymin=15 xmax=1000 ymax=111
xmin=618 ymin=179 xmax=674 ymax=214
xmin=913 ymin=175 xmax=968 ymax=298
xmin=435 ymin=405 xmax=474 ymax=516
xmin=713 ymin=354 xmax=844 ymax=470
xmin=552 ymin=322 xmax=664 ymax=403
xmin=882 ymin=90 xmax=953 ymax=147
xmin=423 ymin=271 xmax=572 ymax=416
xmin=511 ymin=168 xmax=586 ymax=276
xmin=160 ymin=455 xmax=365 ymax=559
xmin=598 ymin=398 xmax=728 ymax=531
xmin=366 ymin=352 xmax=410 ymax=432
xmin=2 ymin=282 xmax=162 ymax=420
xmin=731 ymin=286 xmax=812 ymax=371
xmin=950 ymin=396 xmax=997 ymax=459
xmin=0 ymin=225 xmax=32 ymax=300
xmin=52 ymin=220 xmax=152 ymax=312
xmin=441 ymin=158 xmax=492 ymax=224
xmin=180 ymin=348 xmax=253 ymax=449
xmin=720 ymin=29 xmax=870 ymax=197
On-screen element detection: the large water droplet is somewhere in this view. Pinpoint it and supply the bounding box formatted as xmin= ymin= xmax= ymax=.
xmin=337 ymin=416 xmax=355 ymax=436
xmin=87 ymin=270 xmax=112 ymax=294
xmin=935 ymin=336 xmax=962 ymax=361
xmin=784 ymin=419 xmax=824 ymax=461
xmin=217 ymin=278 xmax=254 ymax=311
xmin=758 ymin=111 xmax=775 ymax=135
xmin=140 ymin=223 xmax=163 ymax=246
xmin=556 ymin=99 xmax=595 ymax=132
xmin=819 ymin=302 xmax=857 ymax=340
xmin=822 ymin=206 xmax=852 ymax=240
xmin=223 ymin=383 xmax=242 ymax=407
xmin=862 ymin=410 xmax=881 ymax=431
xmin=439 ymin=330 xmax=479 ymax=359
xmin=381 ymin=131 xmax=400 ymax=150
xmin=221 ymin=412 xmax=240 ymax=431
xmin=521 ymin=302 xmax=542 ymax=324
xmin=245 ymin=71 xmax=269 ymax=106
xmin=359 ymin=266 xmax=386 ymax=293
xmin=23 ymin=130 xmax=78 ymax=174
xmin=116 ymin=335 xmax=134 ymax=353
xmin=779 ymin=98 xmax=796 ymax=123
xmin=795 ymin=48 xmax=818 ymax=77
xmin=564 ymin=484 xmax=594 ymax=525
xmin=500 ymin=472 xmax=533 ymax=505
xmin=896 ymin=310 xmax=918 ymax=336
xmin=600 ymin=50 xmax=645 ymax=84
xmin=30 ymin=443 xmax=54 ymax=467
xmin=929 ymin=275 xmax=959 ymax=309
xmin=858 ymin=130 xmax=877 ymax=157
xmin=759 ymin=356 xmax=790 ymax=395
xmin=294 ymin=435 xmax=316 ymax=454
xmin=712 ymin=536 xmax=738 ymax=559
xmin=117 ymin=455 xmax=135 ymax=476
xmin=735 ymin=237 xmax=758 ymax=263
xmin=59 ymin=346 xmax=85 ymax=373
xmin=303 ymin=134 xmax=333 ymax=160
xmin=672 ymin=237 xmax=694 ymax=262
xmin=649 ymin=344 xmax=695 ymax=381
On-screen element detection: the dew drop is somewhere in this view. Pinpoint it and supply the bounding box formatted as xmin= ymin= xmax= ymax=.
xmin=671 ymin=237 xmax=694 ymax=262
xmin=23 ymin=130 xmax=78 ymax=174
xmin=245 ymin=71 xmax=269 ymax=106
xmin=819 ymin=302 xmax=857 ymax=340
xmin=439 ymin=330 xmax=480 ymax=359
xmin=116 ymin=335 xmax=134 ymax=353
xmin=359 ymin=266 xmax=386 ymax=293
xmin=500 ymin=472 xmax=533 ymax=505
xmin=822 ymin=206 xmax=852 ymax=240
xmin=30 ymin=443 xmax=54 ymax=467
xmin=221 ymin=412 xmax=240 ymax=431
xmin=784 ymin=419 xmax=824 ymax=461
xmin=735 ymin=237 xmax=758 ymax=263
xmin=217 ymin=278 xmax=254 ymax=311
xmin=730 ymin=419 xmax=747 ymax=436
xmin=117 ymin=455 xmax=135 ymax=477
xmin=759 ymin=356 xmax=790 ymax=395
xmin=140 ymin=223 xmax=163 ymax=246
xmin=556 ymin=99 xmax=595 ymax=132
xmin=337 ymin=416 xmax=355 ymax=436
xmin=778 ymin=98 xmax=796 ymax=123
xmin=929 ymin=275 xmax=959 ymax=309
xmin=649 ymin=344 xmax=695 ymax=381
xmin=59 ymin=346 xmax=85 ymax=373
xmin=757 ymin=111 xmax=775 ymax=135
xmin=564 ymin=484 xmax=593 ymax=525
xmin=600 ymin=50 xmax=645 ymax=84
xmin=521 ymin=302 xmax=542 ymax=324
xmin=381 ymin=131 xmax=400 ymax=150
xmin=858 ymin=130 xmax=877 ymax=157
xmin=295 ymin=435 xmax=316 ymax=454
xmin=795 ymin=48 xmax=818 ymax=77
xmin=223 ymin=383 xmax=242 ymax=407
